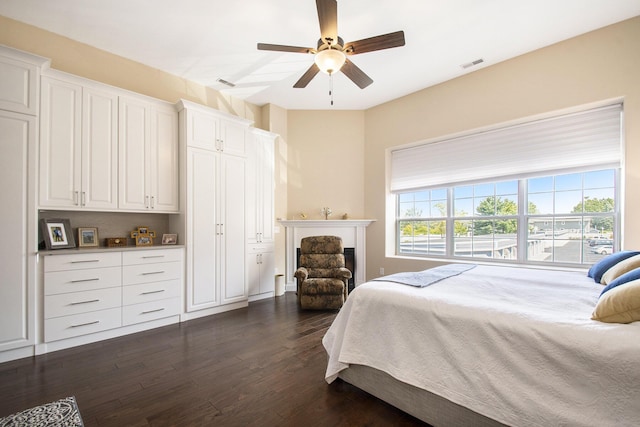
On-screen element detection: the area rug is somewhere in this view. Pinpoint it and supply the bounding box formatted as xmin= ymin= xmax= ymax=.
xmin=0 ymin=396 xmax=84 ymax=427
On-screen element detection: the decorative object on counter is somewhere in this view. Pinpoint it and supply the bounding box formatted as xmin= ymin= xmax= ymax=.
xmin=321 ymin=207 xmax=332 ymax=220
xmin=342 ymin=213 xmax=349 ymax=220
xmin=162 ymin=234 xmax=178 ymax=245
xmin=105 ymin=237 xmax=128 ymax=248
xmin=131 ymin=226 xmax=156 ymax=246
xmin=78 ymin=227 xmax=99 ymax=247
xmin=40 ymin=218 xmax=76 ymax=250
xmin=299 ymin=213 xmax=308 ymax=219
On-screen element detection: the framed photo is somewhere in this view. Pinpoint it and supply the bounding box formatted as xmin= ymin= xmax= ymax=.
xmin=136 ymin=236 xmax=153 ymax=246
xmin=78 ymin=227 xmax=99 ymax=247
xmin=40 ymin=218 xmax=76 ymax=250
xmin=162 ymin=234 xmax=177 ymax=245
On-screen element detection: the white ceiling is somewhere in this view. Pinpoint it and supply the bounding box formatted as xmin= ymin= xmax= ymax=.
xmin=1 ymin=0 xmax=639 ymax=110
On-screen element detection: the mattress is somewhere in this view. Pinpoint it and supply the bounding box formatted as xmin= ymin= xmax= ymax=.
xmin=323 ymin=264 xmax=640 ymax=427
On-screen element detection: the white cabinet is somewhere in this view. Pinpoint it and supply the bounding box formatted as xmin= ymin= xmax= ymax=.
xmin=39 ymin=74 xmax=118 ymax=209
xmin=185 ymin=148 xmax=247 ymax=310
xmin=118 ymin=96 xmax=179 ymax=212
xmin=246 ymin=128 xmax=276 ymax=244
xmin=0 ymin=109 xmax=37 ymax=353
xmin=0 ymin=46 xmax=46 ymax=358
xmin=183 ymin=100 xmax=247 ymax=157
xmin=179 ymin=100 xmax=251 ymax=313
xmin=43 ymin=252 xmax=123 ymax=342
xmin=122 ymin=249 xmax=182 ymax=326
xmin=247 ymin=244 xmax=275 ymax=299
xmin=43 ymin=248 xmax=184 ymax=342
xmin=0 ymin=47 xmax=46 ymax=115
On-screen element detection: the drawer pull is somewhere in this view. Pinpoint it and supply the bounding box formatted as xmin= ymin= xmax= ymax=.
xmin=142 ymin=308 xmax=165 ymax=315
xmin=142 ymin=271 xmax=165 ymax=275
xmin=71 ymin=260 xmax=100 ymax=264
xmin=142 ymin=289 xmax=165 ymax=295
xmin=70 ymin=278 xmax=100 ymax=283
xmin=70 ymin=320 xmax=99 ymax=328
xmin=142 ymin=255 xmax=165 ymax=259
xmin=70 ymin=299 xmax=100 ymax=305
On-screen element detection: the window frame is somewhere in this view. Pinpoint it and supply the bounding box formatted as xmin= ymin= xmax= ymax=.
xmin=396 ymin=168 xmax=620 ymax=268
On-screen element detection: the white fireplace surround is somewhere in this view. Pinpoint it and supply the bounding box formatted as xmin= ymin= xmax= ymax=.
xmin=279 ymin=219 xmax=376 ymax=291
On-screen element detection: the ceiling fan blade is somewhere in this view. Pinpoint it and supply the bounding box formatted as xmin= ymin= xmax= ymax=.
xmin=257 ymin=43 xmax=314 ymax=54
xmin=341 ymin=59 xmax=373 ymax=89
xmin=344 ymin=30 xmax=406 ymax=55
xmin=316 ymin=0 xmax=338 ymax=44
xmin=293 ymin=63 xmax=321 ymax=88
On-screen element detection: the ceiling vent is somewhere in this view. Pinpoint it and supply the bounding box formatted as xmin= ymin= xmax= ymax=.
xmin=461 ymin=58 xmax=484 ymax=69
xmin=216 ymin=78 xmax=236 ymax=87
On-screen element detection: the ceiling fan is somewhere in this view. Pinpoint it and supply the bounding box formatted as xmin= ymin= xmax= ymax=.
xmin=257 ymin=0 xmax=405 ymax=90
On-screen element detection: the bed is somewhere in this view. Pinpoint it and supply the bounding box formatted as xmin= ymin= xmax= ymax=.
xmin=322 ymin=264 xmax=640 ymax=427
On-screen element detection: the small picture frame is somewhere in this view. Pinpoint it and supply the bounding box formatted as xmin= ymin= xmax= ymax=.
xmin=78 ymin=227 xmax=99 ymax=247
xmin=136 ymin=236 xmax=153 ymax=246
xmin=40 ymin=218 xmax=76 ymax=250
xmin=162 ymin=234 xmax=177 ymax=245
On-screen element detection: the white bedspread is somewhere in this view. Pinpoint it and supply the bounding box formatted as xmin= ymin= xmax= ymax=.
xmin=323 ymin=265 xmax=640 ymax=427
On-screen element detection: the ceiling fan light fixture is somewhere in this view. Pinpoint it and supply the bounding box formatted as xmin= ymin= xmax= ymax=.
xmin=314 ymin=48 xmax=346 ymax=75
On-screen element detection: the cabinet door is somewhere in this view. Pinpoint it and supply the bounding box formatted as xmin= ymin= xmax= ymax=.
xmin=0 ymin=110 xmax=36 ymax=351
xmin=259 ymin=136 xmax=275 ymax=243
xmin=186 ymin=148 xmax=220 ymax=311
xmin=39 ymin=76 xmax=82 ymax=208
xmin=220 ymin=118 xmax=246 ymax=157
xmin=185 ymin=109 xmax=218 ymax=150
xmin=82 ymin=87 xmax=118 ymax=209
xmin=245 ymin=131 xmax=260 ymax=243
xmin=118 ymin=96 xmax=150 ymax=210
xmin=220 ymin=154 xmax=246 ymax=304
xmin=150 ymin=104 xmax=179 ymax=212
xmin=259 ymin=250 xmax=275 ymax=294
xmin=247 ymin=251 xmax=261 ymax=296
xmin=0 ymin=55 xmax=39 ymax=115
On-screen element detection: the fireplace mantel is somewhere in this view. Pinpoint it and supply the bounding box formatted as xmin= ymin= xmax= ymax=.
xmin=279 ymin=219 xmax=375 ymax=291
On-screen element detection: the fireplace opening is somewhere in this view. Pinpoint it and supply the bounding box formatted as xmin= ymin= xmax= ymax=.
xmin=297 ymin=247 xmax=355 ymax=293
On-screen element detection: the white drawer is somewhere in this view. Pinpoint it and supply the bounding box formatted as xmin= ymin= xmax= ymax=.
xmin=45 ymin=266 xmax=122 ymax=295
xmin=45 ymin=307 xmax=122 ymax=342
xmin=45 ymin=288 xmax=122 ymax=319
xmin=122 ymin=261 xmax=182 ymax=285
xmin=122 ymin=248 xmax=183 ymax=266
xmin=122 ymin=279 xmax=181 ymax=306
xmin=44 ymin=252 xmax=121 ymax=272
xmin=122 ymin=297 xmax=181 ymax=326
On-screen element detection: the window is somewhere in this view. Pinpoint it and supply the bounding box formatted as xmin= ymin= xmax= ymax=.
xmin=392 ymin=104 xmax=622 ymax=267
xmin=397 ymin=169 xmax=618 ymax=266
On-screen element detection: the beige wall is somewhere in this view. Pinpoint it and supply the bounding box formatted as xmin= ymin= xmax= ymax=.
xmin=287 ymin=110 xmax=365 ymax=220
xmin=0 ymin=15 xmax=263 ymax=127
xmin=364 ymin=16 xmax=640 ymax=279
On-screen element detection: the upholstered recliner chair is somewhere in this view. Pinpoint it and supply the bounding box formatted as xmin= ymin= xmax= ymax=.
xmin=294 ymin=236 xmax=352 ymax=310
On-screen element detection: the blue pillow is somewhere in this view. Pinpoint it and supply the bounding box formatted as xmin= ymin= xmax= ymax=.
xmin=587 ymin=250 xmax=640 ymax=283
xmin=600 ymin=267 xmax=640 ymax=297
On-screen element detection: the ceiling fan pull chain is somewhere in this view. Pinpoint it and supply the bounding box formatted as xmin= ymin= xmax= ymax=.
xmin=329 ymin=72 xmax=334 ymax=106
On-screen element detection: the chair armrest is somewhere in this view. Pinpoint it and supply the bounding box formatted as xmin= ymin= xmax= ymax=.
xmin=336 ymin=267 xmax=352 ymax=280
xmin=294 ymin=267 xmax=308 ymax=281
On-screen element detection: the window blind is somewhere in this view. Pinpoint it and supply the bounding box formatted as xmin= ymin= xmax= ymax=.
xmin=390 ymin=104 xmax=622 ymax=192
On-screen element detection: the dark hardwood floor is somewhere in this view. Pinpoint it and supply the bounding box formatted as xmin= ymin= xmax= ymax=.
xmin=0 ymin=292 xmax=427 ymax=426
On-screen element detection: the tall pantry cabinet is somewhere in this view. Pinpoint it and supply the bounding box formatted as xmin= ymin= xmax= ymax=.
xmin=176 ymin=100 xmax=252 ymax=318
xmin=0 ymin=46 xmax=48 ymax=361
xmin=246 ymin=128 xmax=277 ymax=300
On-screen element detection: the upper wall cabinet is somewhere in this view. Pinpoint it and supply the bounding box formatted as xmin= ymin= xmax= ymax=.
xmin=119 ymin=96 xmax=180 ymax=212
xmin=40 ymin=73 xmax=118 ymax=210
xmin=180 ymin=99 xmax=249 ymax=157
xmin=0 ymin=47 xmax=48 ymax=115
xmin=118 ymin=95 xmax=179 ymax=212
